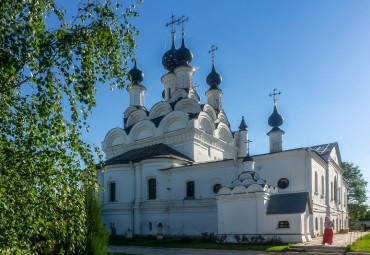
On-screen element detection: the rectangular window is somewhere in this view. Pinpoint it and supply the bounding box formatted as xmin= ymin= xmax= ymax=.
xmin=321 ymin=176 xmax=325 ymax=195
xmin=331 ymin=182 xmax=333 ymax=201
xmin=148 ymin=178 xmax=156 ymax=200
xmin=314 ymin=172 xmax=318 ymax=194
xmin=186 ymin=181 xmax=195 ymax=198
xmin=278 ymin=221 xmax=290 ymax=228
xmin=109 ymin=182 xmax=116 ymax=202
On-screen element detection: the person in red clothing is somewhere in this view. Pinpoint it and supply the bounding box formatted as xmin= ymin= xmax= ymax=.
xmin=322 ymin=216 xmax=334 ymax=245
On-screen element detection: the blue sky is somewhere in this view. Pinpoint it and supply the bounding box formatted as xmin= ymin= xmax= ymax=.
xmin=77 ymin=0 xmax=370 ymax=202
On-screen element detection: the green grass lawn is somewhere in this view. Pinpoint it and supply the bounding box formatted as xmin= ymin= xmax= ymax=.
xmin=109 ymin=236 xmax=290 ymax=252
xmin=347 ymin=233 xmax=370 ymax=252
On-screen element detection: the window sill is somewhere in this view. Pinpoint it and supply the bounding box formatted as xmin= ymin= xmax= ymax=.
xmin=184 ymin=196 xmax=195 ymax=200
xmin=314 ymin=192 xmax=319 ymax=195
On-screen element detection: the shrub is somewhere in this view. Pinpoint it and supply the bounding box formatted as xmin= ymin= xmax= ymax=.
xmin=215 ymin=235 xmax=227 ymax=244
xmin=201 ymin=232 xmax=216 ymax=243
xmin=265 ymin=236 xmax=284 ymax=245
xmin=85 ymin=189 xmax=108 ymax=255
xmin=234 ymin=234 xmax=241 ymax=243
xmin=241 ymin=235 xmax=249 ymax=244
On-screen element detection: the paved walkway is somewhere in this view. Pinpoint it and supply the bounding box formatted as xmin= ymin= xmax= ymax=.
xmin=107 ymin=232 xmax=369 ymax=255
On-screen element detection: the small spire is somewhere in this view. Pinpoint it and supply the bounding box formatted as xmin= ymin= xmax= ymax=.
xmin=238 ymin=116 xmax=248 ymax=131
xmin=165 ymin=13 xmax=180 ymax=42
xmin=177 ymin=15 xmax=189 ymax=39
xmin=208 ymin=44 xmax=218 ymax=65
xmin=269 ymin=88 xmax=282 ymax=107
xmin=268 ymin=89 xmax=284 ymax=128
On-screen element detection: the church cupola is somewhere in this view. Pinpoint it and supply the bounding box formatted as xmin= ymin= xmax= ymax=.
xmin=235 ymin=116 xmax=249 ymax=158
xmin=128 ymin=61 xmax=144 ymax=85
xmin=172 ymin=15 xmax=195 ymax=91
xmin=127 ymin=61 xmax=146 ymax=107
xmin=205 ymin=45 xmax=223 ymax=111
xmin=267 ymin=89 xmax=285 ymax=153
xmin=175 ymin=38 xmax=193 ymax=67
xmin=206 ymin=65 xmax=222 ymax=89
xmin=174 ymin=16 xmax=193 ymax=67
xmin=162 ymin=38 xmax=177 ymax=72
xmin=162 ymin=14 xmax=178 ymax=72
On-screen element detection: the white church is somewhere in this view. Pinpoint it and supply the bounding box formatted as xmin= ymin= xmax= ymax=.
xmin=98 ymin=16 xmax=348 ymax=243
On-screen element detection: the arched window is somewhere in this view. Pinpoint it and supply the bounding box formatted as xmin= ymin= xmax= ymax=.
xmin=321 ymin=175 xmax=325 ymax=195
xmin=148 ymin=178 xmax=156 ymax=200
xmin=314 ymin=172 xmax=318 ymax=194
xmin=109 ymin=182 xmax=116 ymax=202
xmin=186 ymin=181 xmax=195 ymax=198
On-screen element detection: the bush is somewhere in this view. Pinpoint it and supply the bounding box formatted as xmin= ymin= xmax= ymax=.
xmin=215 ymin=235 xmax=227 ymax=244
xmin=265 ymin=236 xmax=284 ymax=245
xmin=241 ymin=235 xmax=249 ymax=244
xmin=85 ymin=189 xmax=108 ymax=255
xmin=233 ymin=234 xmax=241 ymax=243
xmin=201 ymin=232 xmax=216 ymax=243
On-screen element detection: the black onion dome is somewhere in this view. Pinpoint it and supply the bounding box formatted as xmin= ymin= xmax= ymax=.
xmin=206 ymin=65 xmax=222 ymax=88
xmin=175 ymin=38 xmax=193 ymax=66
xmin=162 ymin=39 xmax=177 ymax=71
xmin=128 ymin=62 xmax=144 ymax=85
xmin=238 ymin=116 xmax=248 ymax=131
xmin=268 ymin=105 xmax=284 ymax=127
xmin=243 ymin=153 xmax=254 ymax=162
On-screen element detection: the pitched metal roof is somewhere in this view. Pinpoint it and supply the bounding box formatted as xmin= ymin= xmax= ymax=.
xmin=104 ymin=143 xmax=193 ymax=165
xmin=309 ymin=143 xmax=337 ymax=156
xmin=266 ymin=192 xmax=312 ymax=214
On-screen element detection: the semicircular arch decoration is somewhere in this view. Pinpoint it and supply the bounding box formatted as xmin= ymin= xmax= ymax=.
xmin=173 ymin=98 xmax=201 ymax=114
xmin=130 ymin=120 xmax=156 ymax=141
xmin=126 ymin=109 xmax=147 ymax=127
xmin=149 ymin=101 xmax=172 ymax=119
xmin=158 ymin=111 xmax=189 ymax=134
xmin=104 ymin=128 xmax=127 ymax=148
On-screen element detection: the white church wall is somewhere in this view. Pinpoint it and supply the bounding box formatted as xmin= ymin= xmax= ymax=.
xmin=218 ymin=195 xmax=260 ymax=235
xmin=254 ymin=151 xmax=308 ymax=193
xmin=265 ymin=214 xmax=305 ymax=243
xmin=103 ymin=165 xmax=134 ymax=203
xmin=311 ymin=158 xmax=327 ymax=206
xmin=102 ymin=206 xmax=132 ymax=235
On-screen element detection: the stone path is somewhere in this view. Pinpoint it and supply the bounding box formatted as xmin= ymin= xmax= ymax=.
xmin=107 ymin=232 xmax=369 ymax=255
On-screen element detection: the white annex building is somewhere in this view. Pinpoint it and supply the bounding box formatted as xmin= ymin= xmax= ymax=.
xmin=98 ymin=17 xmax=348 ymax=243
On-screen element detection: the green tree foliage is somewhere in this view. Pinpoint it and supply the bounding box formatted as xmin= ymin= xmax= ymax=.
xmin=85 ymin=189 xmax=108 ymax=255
xmin=0 ymin=0 xmax=141 ymax=253
xmin=342 ymin=162 xmax=369 ymax=222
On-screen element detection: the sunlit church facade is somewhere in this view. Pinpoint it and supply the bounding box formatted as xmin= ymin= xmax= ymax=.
xmin=98 ymin=17 xmax=348 ymax=243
